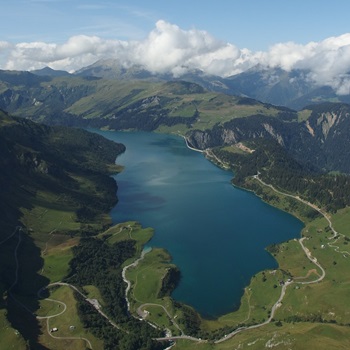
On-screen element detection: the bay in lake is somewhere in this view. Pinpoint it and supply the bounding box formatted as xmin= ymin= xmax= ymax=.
xmin=93 ymin=130 xmax=304 ymax=318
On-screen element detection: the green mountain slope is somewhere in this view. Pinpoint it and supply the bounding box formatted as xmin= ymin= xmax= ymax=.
xmin=0 ymin=71 xmax=288 ymax=131
xmin=0 ymin=109 xmax=124 ymax=235
xmin=68 ymin=59 xmax=350 ymax=109
xmin=0 ymin=110 xmax=126 ymax=348
xmin=1 ymin=70 xmax=350 ymax=173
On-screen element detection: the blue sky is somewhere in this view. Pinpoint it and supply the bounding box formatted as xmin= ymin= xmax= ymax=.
xmin=2 ymin=0 xmax=350 ymax=50
xmin=1 ymin=0 xmax=350 ymax=95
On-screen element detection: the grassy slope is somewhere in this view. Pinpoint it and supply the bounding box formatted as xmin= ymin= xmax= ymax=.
xmin=0 ymin=111 xmax=125 ymax=349
xmin=174 ymin=323 xmax=350 ymax=350
xmin=5 ymin=75 xmax=288 ymax=132
xmin=37 ymin=285 xmax=104 ymax=350
xmin=66 ymin=81 xmax=282 ymax=130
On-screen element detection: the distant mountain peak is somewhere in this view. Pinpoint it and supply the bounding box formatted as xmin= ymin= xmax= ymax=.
xmin=31 ymin=66 xmax=71 ymax=77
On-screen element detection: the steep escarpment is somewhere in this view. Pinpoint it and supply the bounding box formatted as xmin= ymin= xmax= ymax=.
xmin=299 ymin=103 xmax=350 ymax=172
xmin=188 ymin=115 xmax=293 ymax=149
xmin=188 ymin=103 xmax=350 ymax=173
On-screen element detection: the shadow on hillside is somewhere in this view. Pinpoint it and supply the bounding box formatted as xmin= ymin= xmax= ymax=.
xmin=4 ymin=232 xmax=51 ymax=349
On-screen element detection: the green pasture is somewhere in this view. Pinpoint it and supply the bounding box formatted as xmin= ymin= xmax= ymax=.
xmin=273 ymin=220 xmax=350 ymax=324
xmin=65 ymin=79 xmax=159 ymax=118
xmin=156 ymin=125 xmax=191 ymax=135
xmin=297 ymin=109 xmax=313 ymax=122
xmin=103 ymin=222 xmax=154 ymax=265
xmin=271 ymin=238 xmax=321 ymax=282
xmin=125 ymin=247 xmax=184 ymax=335
xmin=172 ymin=322 xmax=350 ymax=350
xmin=206 ymin=322 xmax=350 ymax=350
xmin=139 ymin=303 xmax=180 ymax=334
xmin=332 ymin=207 xmax=350 ymax=237
xmin=20 ymin=190 xmax=81 ymax=248
xmin=127 ymin=248 xmax=172 ymax=304
xmin=167 ymin=101 xmax=197 ymax=118
xmin=0 ymin=309 xmax=27 ymax=350
xmin=42 ymin=245 xmax=74 ymax=282
xmin=220 ymin=145 xmax=247 ymax=155
xmin=38 ymin=284 xmax=103 ymax=350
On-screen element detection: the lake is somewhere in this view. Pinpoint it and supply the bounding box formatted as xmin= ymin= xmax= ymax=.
xmin=92 ymin=130 xmax=304 ymax=318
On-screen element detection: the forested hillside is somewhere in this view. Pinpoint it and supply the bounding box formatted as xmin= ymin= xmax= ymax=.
xmin=213 ymin=139 xmax=350 ymax=212
xmin=0 ymin=110 xmax=130 ymax=348
xmin=0 ymin=109 xmax=125 ymax=236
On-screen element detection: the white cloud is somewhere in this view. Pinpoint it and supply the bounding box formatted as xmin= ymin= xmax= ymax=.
xmin=129 ymin=20 xmax=229 ymax=75
xmin=1 ymin=21 xmax=350 ymax=94
xmin=2 ymin=36 xmax=124 ymax=72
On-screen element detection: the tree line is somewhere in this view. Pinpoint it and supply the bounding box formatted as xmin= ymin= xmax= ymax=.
xmin=65 ymin=236 xmax=166 ymax=350
xmin=213 ymin=139 xmax=350 ymax=213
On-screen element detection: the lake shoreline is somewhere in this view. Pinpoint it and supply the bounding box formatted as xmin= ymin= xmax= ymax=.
xmin=94 ymin=129 xmax=303 ymax=317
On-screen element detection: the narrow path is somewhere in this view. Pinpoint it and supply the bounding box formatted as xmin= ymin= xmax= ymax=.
xmin=297 ymin=237 xmax=326 ymax=284
xmin=214 ymin=280 xmax=292 ymax=344
xmin=121 ymin=232 xmax=185 ymax=337
xmin=39 ymin=282 xmax=125 ymax=332
xmin=241 ymin=288 xmax=253 ymax=323
xmin=179 ymin=134 xmax=204 ymax=153
xmin=122 ymin=244 xmax=152 ymax=312
xmin=204 ymin=149 xmax=230 ymax=169
xmin=137 ymin=303 xmax=184 ymax=335
xmin=35 ymin=293 xmax=92 ymax=348
xmin=8 ymin=229 xmax=22 ymax=292
xmin=0 ymin=225 xmax=22 ymax=244
xmin=2 ymin=224 xmax=129 ymax=349
xmin=253 ymin=175 xmax=350 ymax=259
xmin=1 ymin=227 xmax=94 ymax=348
xmin=43 ymin=317 xmax=93 ymax=350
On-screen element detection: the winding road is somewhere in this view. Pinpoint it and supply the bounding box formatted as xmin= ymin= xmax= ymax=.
xmin=2 ymin=167 xmax=341 ymax=347
xmin=119 ymin=170 xmax=335 ymax=345
xmin=1 ymin=225 xmax=129 ymax=349
xmin=121 ymin=231 xmax=185 ymax=338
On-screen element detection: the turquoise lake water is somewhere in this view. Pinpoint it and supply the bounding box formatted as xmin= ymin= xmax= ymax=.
xmin=93 ymin=130 xmax=304 ymax=318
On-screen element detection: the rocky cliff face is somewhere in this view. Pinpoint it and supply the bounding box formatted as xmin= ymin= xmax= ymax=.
xmin=188 ymin=104 xmax=350 ymax=174
xmin=188 ymin=115 xmax=290 ymax=150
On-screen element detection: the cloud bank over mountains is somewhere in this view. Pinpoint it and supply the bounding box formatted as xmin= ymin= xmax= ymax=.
xmin=1 ymin=20 xmax=350 ymax=94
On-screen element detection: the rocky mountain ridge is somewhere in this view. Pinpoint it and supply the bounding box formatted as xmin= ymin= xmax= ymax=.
xmin=1 ymin=68 xmax=350 ymax=173
xmin=72 ymin=59 xmax=350 ymax=109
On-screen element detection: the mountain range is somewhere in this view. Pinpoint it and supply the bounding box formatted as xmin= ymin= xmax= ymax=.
xmin=71 ymin=59 xmax=350 ymax=109
xmin=1 ymin=65 xmax=350 ymax=174
xmin=8 ymin=58 xmax=347 ymax=109
xmin=2 ymin=59 xmax=350 ymax=349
